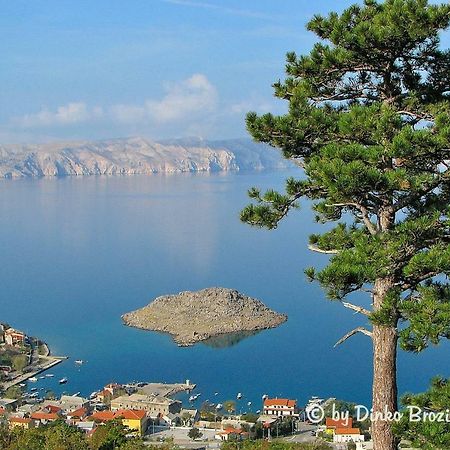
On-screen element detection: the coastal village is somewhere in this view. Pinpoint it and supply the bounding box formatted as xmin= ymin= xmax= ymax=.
xmin=0 ymin=322 xmax=413 ymax=449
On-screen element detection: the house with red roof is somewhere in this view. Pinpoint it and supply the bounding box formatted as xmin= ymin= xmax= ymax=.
xmin=325 ymin=417 xmax=353 ymax=430
xmin=4 ymin=328 xmax=26 ymax=347
xmin=114 ymin=409 xmax=147 ymax=436
xmin=215 ymin=427 xmax=250 ymax=441
xmin=324 ymin=417 xmax=365 ymax=443
xmin=263 ymin=398 xmax=299 ymax=417
xmin=9 ymin=416 xmax=35 ymax=430
xmin=31 ymin=411 xmax=60 ymax=425
xmin=90 ymin=410 xmax=116 ymax=422
xmin=67 ymin=407 xmax=89 ymax=423
xmin=90 ymin=409 xmax=147 ymax=436
xmin=334 ymin=427 xmax=365 ymax=443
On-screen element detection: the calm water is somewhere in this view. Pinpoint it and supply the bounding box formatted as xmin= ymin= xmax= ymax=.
xmin=0 ymin=170 xmax=449 ymax=409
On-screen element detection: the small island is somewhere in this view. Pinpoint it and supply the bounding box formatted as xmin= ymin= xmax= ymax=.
xmin=122 ymin=287 xmax=287 ymax=346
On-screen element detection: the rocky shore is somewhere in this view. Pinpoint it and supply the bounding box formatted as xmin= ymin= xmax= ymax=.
xmin=122 ymin=287 xmax=287 ymax=346
xmin=0 ymin=137 xmax=291 ymax=179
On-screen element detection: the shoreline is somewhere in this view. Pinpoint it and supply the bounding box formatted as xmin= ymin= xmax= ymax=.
xmin=124 ymin=321 xmax=285 ymax=347
xmin=122 ymin=287 xmax=288 ymax=347
xmin=1 ymin=355 xmax=68 ymax=390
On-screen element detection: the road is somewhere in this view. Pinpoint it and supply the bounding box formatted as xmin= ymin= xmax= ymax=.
xmin=146 ymin=423 xmax=326 ymax=448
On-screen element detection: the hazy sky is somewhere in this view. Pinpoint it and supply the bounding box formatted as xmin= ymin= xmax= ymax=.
xmin=1 ymin=0 xmax=449 ymax=143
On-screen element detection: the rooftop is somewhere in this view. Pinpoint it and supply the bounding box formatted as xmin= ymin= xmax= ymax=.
xmin=264 ymin=398 xmax=296 ymax=408
xmin=326 ymin=417 xmax=353 ymax=428
xmin=335 ymin=427 xmax=361 ymax=435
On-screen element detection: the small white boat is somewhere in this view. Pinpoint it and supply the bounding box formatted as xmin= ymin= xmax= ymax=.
xmin=45 ymin=374 xmax=54 ymax=378
xmin=216 ymin=403 xmax=223 ymax=410
xmin=39 ymin=376 xmax=45 ymax=379
xmin=29 ymin=392 xmax=38 ymax=398
xmin=19 ymin=383 xmax=26 ymax=387
xmin=262 ymin=394 xmax=269 ymax=400
xmin=75 ymin=360 xmax=84 ymax=365
xmin=247 ymin=401 xmax=252 ymax=406
xmin=237 ymin=392 xmax=242 ymax=399
xmin=90 ymin=391 xmax=98 ymax=399
xmin=28 ymin=377 xmax=38 ymax=382
xmin=59 ymin=377 xmax=68 ymax=384
xmin=189 ymin=395 xmax=196 ymax=402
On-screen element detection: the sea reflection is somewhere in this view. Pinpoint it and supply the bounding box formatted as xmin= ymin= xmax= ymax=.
xmin=201 ymin=330 xmax=262 ymax=348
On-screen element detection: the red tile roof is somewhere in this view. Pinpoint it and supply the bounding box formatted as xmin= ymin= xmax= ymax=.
xmin=69 ymin=407 xmax=87 ymax=418
xmin=335 ymin=427 xmax=361 ymax=435
xmin=220 ymin=428 xmax=245 ymax=435
xmin=44 ymin=405 xmax=62 ymax=414
xmin=91 ymin=411 xmax=116 ymax=422
xmin=264 ymin=398 xmax=297 ymax=407
xmin=326 ymin=417 xmax=353 ymax=428
xmin=31 ymin=412 xmax=59 ymax=421
xmin=114 ymin=409 xmax=146 ymax=420
xmin=9 ymin=417 xmax=32 ymax=423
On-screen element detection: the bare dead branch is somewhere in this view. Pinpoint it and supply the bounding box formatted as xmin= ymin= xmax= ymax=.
xmin=308 ymin=244 xmax=339 ymax=254
xmin=334 ymin=327 xmax=373 ymax=348
xmin=341 ymin=301 xmax=371 ymax=316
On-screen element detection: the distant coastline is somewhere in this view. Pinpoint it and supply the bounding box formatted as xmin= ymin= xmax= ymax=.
xmin=0 ymin=137 xmax=291 ymax=179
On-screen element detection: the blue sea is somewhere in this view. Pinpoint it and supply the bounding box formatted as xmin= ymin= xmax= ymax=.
xmin=0 ymin=170 xmax=448 ymax=411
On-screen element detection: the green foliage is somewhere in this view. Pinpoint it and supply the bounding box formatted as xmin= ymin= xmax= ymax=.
xmin=393 ymin=377 xmax=450 ymax=449
xmin=241 ymin=413 xmax=259 ymax=423
xmin=222 ymin=441 xmax=331 ymax=450
xmin=89 ymin=419 xmax=128 ymax=450
xmin=11 ymin=354 xmax=28 ymax=372
xmin=223 ymin=400 xmax=236 ymax=414
xmin=0 ymin=420 xmax=150 ymax=450
xmin=39 ymin=420 xmax=87 ymax=450
xmin=4 ymin=385 xmax=23 ymax=399
xmin=241 ymin=0 xmax=450 ymax=352
xmin=321 ymin=399 xmax=356 ymax=421
xmin=187 ymin=427 xmax=203 ymax=441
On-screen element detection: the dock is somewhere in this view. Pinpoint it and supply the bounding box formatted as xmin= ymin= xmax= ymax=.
xmin=1 ymin=355 xmax=67 ymax=391
xmin=130 ymin=381 xmax=196 ymax=398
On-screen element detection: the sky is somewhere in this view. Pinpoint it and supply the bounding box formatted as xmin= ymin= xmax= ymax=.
xmin=1 ymin=0 xmax=449 ymax=143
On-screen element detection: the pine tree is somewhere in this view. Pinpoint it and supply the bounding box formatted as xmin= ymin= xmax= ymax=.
xmin=240 ymin=1 xmax=450 ymax=449
xmin=393 ymin=377 xmax=450 ymax=449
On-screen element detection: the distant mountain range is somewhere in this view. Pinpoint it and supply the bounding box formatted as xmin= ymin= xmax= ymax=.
xmin=0 ymin=137 xmax=291 ymax=179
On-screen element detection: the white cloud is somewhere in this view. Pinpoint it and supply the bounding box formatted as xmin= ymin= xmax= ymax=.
xmin=110 ymin=74 xmax=218 ymax=124
xmin=16 ymin=103 xmax=103 ymax=128
xmin=6 ymin=74 xmax=223 ymax=138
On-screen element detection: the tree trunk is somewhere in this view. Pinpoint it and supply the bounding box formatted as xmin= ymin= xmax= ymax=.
xmin=372 ymin=324 xmax=398 ymax=450
xmin=371 ymin=275 xmax=399 ymax=450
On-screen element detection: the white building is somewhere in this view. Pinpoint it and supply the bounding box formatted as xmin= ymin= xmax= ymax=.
xmin=333 ymin=427 xmax=365 ymax=443
xmin=263 ymin=398 xmax=298 ymax=417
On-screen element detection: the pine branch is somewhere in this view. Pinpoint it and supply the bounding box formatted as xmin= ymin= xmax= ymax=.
xmin=325 ymin=202 xmax=378 ymax=235
xmin=334 ymin=327 xmax=373 ymax=348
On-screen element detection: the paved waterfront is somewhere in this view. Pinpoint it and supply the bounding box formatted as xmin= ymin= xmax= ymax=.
xmin=1 ymin=355 xmax=66 ymax=390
